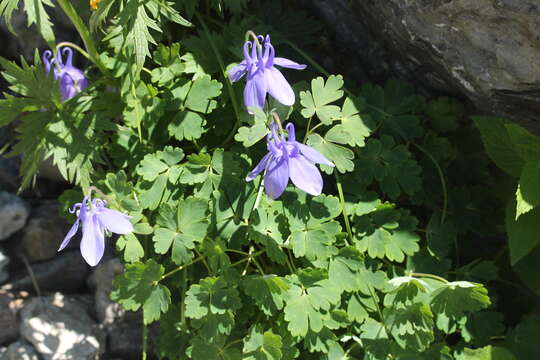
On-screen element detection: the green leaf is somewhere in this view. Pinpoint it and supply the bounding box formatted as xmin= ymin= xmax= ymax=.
xmin=307 ymin=133 xmax=354 ymax=174
xmin=243 ymin=326 xmax=283 ymax=360
xmin=168 ymin=110 xmax=205 ymax=141
xmin=424 ymin=97 xmax=463 ymax=133
xmin=430 ymin=281 xmax=491 ymax=333
xmin=300 ymin=75 xmax=344 ymax=124
xmin=355 ymin=136 xmax=422 ymax=199
xmin=455 ymin=346 xmax=517 ymax=360
xmin=185 ymin=276 xmax=242 ymax=319
xmin=179 ymin=153 xmax=211 ymax=184
xmin=384 ymin=303 xmax=434 ymax=351
xmin=242 ymin=275 xmax=289 ymax=317
xmin=509 ymin=315 xmax=540 ymax=359
xmin=325 ymin=97 xmax=372 ymax=147
xmin=473 ymin=116 xmax=524 ymax=177
xmin=235 ymin=123 xmax=268 ymax=147
xmin=505 ymin=199 xmax=540 ymax=265
xmin=516 ymin=161 xmax=540 ymax=219
xmin=184 ymin=75 xmax=222 ymax=113
xmin=116 ymin=233 xmax=145 ymax=263
xmin=153 ymin=197 xmax=209 ymax=265
xmin=22 ymin=0 xmax=55 ymax=43
xmin=283 ymin=272 xmax=341 ymax=337
xmin=111 ymin=259 xmax=170 ymax=324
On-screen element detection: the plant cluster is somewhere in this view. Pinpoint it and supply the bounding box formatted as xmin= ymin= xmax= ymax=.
xmin=0 ymin=0 xmax=538 ymax=359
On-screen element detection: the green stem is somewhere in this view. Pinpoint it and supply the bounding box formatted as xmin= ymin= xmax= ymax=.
xmin=55 ymin=0 xmax=108 ymax=76
xmin=230 ymin=249 xmax=265 ymax=267
xmin=335 ymin=173 xmax=352 ymax=246
xmin=284 ymin=40 xmax=329 ymax=78
xmin=195 ymin=12 xmax=241 ymax=147
xmin=413 ymin=143 xmax=448 ymax=224
xmin=142 ymin=320 xmax=148 ymax=360
xmin=302 ymin=116 xmax=313 ymax=144
xmin=160 ymin=254 xmax=206 ymax=280
xmin=56 ymin=41 xmax=90 ymax=60
xmin=410 ymin=272 xmax=449 ymax=284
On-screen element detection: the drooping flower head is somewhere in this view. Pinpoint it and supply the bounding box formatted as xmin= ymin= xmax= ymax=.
xmin=246 ymin=122 xmax=334 ymax=199
xmin=59 ymin=194 xmax=133 ymax=266
xmin=228 ymin=35 xmax=306 ymax=112
xmin=43 ymin=47 xmax=89 ymax=101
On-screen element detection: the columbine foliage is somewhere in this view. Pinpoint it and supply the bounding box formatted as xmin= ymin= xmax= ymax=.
xmin=0 ymin=0 xmax=535 ymax=359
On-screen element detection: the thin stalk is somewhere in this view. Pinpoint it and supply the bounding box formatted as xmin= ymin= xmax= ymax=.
xmin=160 ymin=254 xmax=206 ymax=281
xmin=413 ymin=143 xmax=448 ymax=224
xmin=302 ymin=116 xmax=313 ymax=144
xmin=410 ymin=272 xmax=449 ymax=284
xmin=195 ymin=12 xmax=241 ymax=146
xmin=230 ymin=249 xmax=265 ymax=267
xmin=142 ymin=320 xmax=148 ymax=360
xmin=56 ymin=41 xmax=90 ymax=60
xmin=287 ymin=248 xmax=297 ymax=273
xmin=335 ymin=173 xmax=352 ymax=246
xmin=55 ymin=0 xmax=108 ymax=76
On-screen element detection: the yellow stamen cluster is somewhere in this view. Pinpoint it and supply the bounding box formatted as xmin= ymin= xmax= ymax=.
xmin=90 ymin=0 xmax=101 ymax=10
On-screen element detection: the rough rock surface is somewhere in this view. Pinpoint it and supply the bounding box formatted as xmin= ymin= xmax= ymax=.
xmin=2 ymin=251 xmax=88 ymax=293
xmin=5 ymin=340 xmax=40 ymax=360
xmin=19 ymin=293 xmax=105 ymax=360
xmin=307 ymin=0 xmax=540 ymax=133
xmin=0 ymin=192 xmax=28 ymax=241
xmin=22 ymin=202 xmax=69 ymax=263
xmin=0 ymin=250 xmax=9 ymax=284
xmin=0 ymin=292 xmax=19 ymax=344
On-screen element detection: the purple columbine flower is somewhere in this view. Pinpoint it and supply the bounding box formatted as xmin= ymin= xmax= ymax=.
xmin=228 ymin=35 xmax=306 ymax=112
xmin=43 ymin=47 xmax=89 ymax=101
xmin=246 ymin=122 xmax=334 ymax=199
xmin=59 ymin=196 xmax=133 ymax=266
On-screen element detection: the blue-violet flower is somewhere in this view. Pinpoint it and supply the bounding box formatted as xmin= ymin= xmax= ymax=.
xmin=43 ymin=47 xmax=89 ymax=102
xmin=59 ymin=196 xmax=133 ymax=266
xmin=246 ymin=122 xmax=334 ymax=199
xmin=228 ymin=35 xmax=306 ymax=112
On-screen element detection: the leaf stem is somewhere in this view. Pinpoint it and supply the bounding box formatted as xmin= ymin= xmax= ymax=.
xmin=302 ymin=116 xmax=313 ymax=144
xmin=55 ymin=0 xmax=109 ymax=76
xmin=413 ymin=143 xmax=448 ymax=224
xmin=230 ymin=249 xmax=265 ymax=268
xmin=160 ymin=254 xmax=206 ymax=280
xmin=195 ymin=12 xmax=241 ymax=147
xmin=410 ymin=272 xmax=449 ymax=284
xmin=335 ymin=173 xmax=352 ymax=246
xmin=142 ymin=318 xmax=148 ymax=360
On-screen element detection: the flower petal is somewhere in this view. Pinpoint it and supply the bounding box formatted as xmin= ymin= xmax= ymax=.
xmin=244 ymin=72 xmax=267 ymax=112
xmin=289 ymin=155 xmax=323 ymax=196
xmin=228 ymin=61 xmax=247 ymax=82
xmin=246 ymin=152 xmax=272 ymax=182
xmin=273 ymin=57 xmax=307 ymax=70
xmin=297 ymin=143 xmax=334 ymax=167
xmin=95 ymin=207 xmax=133 ymax=235
xmin=58 ymin=218 xmax=80 ymax=251
xmin=264 ymin=67 xmax=295 ymax=106
xmin=80 ymin=214 xmax=105 ymax=266
xmin=264 ymin=157 xmax=289 ymax=199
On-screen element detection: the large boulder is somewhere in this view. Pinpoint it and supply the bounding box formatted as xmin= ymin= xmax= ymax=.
xmin=307 ymin=0 xmax=540 ymax=133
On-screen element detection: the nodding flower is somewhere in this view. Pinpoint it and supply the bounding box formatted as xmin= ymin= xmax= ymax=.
xmin=228 ymin=35 xmax=306 ymax=113
xmin=59 ymin=194 xmax=133 ymax=266
xmin=246 ymin=122 xmax=334 ymax=199
xmin=43 ymin=47 xmax=88 ymax=102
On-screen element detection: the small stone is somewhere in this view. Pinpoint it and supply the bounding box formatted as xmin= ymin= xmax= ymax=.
xmin=0 ymin=347 xmax=6 ymax=359
xmin=0 ymin=249 xmax=9 ymax=284
xmin=0 ymin=192 xmax=29 ymax=241
xmin=6 ymin=340 xmax=40 ymax=360
xmin=88 ymin=258 xmax=125 ymax=324
xmin=22 ymin=201 xmax=69 ymax=262
xmin=2 ymin=251 xmax=88 ymax=293
xmin=20 ymin=293 xmax=105 ymax=360
xmin=0 ymin=292 xmax=19 ymax=345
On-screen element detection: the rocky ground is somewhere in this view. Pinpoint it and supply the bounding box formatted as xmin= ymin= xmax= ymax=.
xmin=0 ymin=188 xmax=142 ymax=360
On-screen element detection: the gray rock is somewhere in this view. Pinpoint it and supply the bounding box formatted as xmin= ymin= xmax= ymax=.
xmin=6 ymin=340 xmax=40 ymax=360
xmin=0 ymin=347 xmax=6 ymax=359
xmin=0 ymin=250 xmax=9 ymax=284
xmin=22 ymin=202 xmax=69 ymax=263
xmin=0 ymin=192 xmax=28 ymax=241
xmin=0 ymin=292 xmax=19 ymax=345
xmin=107 ymin=322 xmax=142 ymax=360
xmin=88 ymin=258 xmax=125 ymax=325
xmin=0 ymin=155 xmax=19 ymax=193
xmin=2 ymin=251 xmax=88 ymax=293
xmin=19 ymin=293 xmax=105 ymax=360
xmin=307 ymin=0 xmax=540 ymax=133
